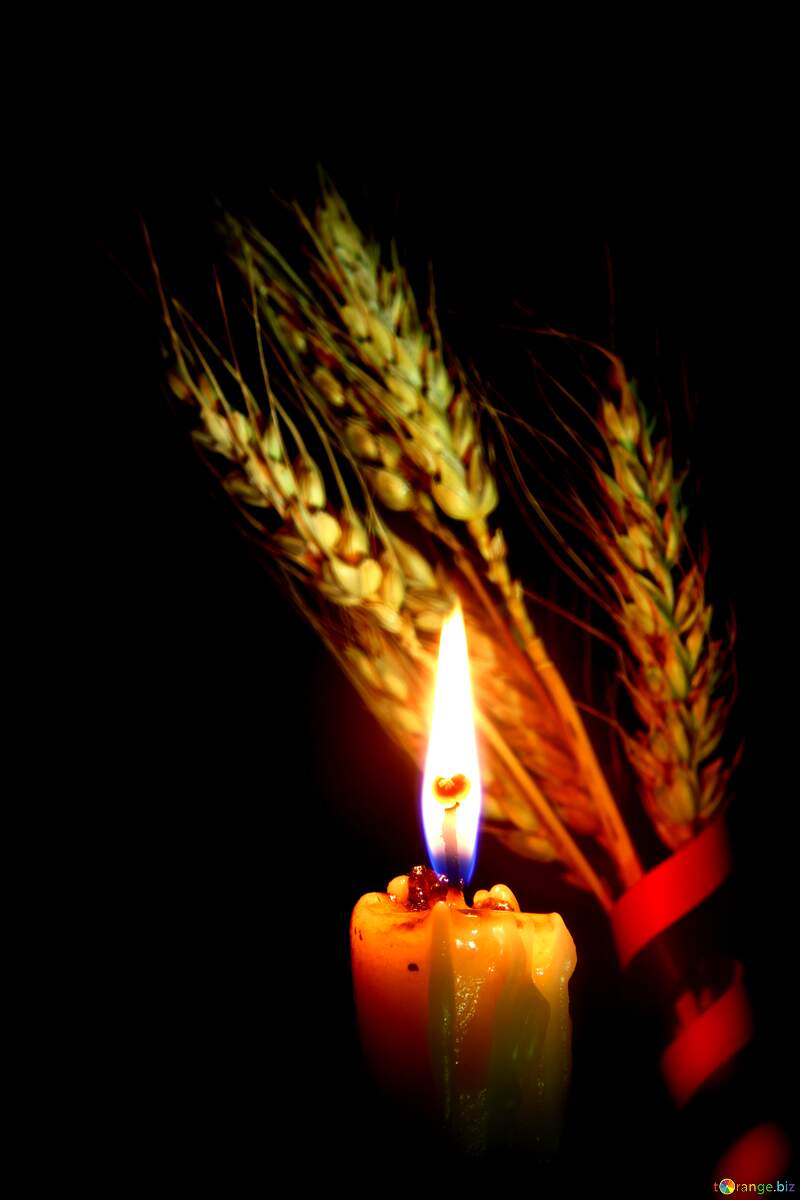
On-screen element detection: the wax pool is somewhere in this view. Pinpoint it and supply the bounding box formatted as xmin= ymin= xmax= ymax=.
xmin=350 ymin=870 xmax=577 ymax=1156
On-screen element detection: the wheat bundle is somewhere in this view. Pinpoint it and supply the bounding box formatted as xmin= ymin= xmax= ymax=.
xmin=146 ymin=181 xmax=737 ymax=910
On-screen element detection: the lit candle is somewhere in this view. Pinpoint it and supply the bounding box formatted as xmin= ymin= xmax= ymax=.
xmin=350 ymin=601 xmax=577 ymax=1156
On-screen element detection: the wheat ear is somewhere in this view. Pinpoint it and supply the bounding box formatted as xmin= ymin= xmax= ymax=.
xmin=588 ymin=348 xmax=740 ymax=849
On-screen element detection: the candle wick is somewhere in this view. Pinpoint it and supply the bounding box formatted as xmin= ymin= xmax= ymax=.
xmin=443 ymin=805 xmax=462 ymax=890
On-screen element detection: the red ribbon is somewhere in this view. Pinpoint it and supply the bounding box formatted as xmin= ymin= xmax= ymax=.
xmin=714 ymin=1122 xmax=793 ymax=1184
xmin=610 ymin=819 xmax=792 ymax=1167
xmin=660 ymin=961 xmax=753 ymax=1107
xmin=610 ymin=819 xmax=749 ymax=1108
xmin=611 ymin=819 xmax=732 ymax=969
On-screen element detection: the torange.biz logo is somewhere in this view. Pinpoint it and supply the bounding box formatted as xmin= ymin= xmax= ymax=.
xmin=714 ymin=1182 xmax=796 ymax=1193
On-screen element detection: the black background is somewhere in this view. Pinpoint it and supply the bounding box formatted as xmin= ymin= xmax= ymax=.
xmin=86 ymin=98 xmax=796 ymax=1194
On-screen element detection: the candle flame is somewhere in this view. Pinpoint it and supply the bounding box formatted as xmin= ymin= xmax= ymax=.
xmin=421 ymin=599 xmax=481 ymax=883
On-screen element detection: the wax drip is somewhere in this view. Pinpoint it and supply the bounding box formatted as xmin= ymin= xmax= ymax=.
xmin=406 ymin=865 xmax=450 ymax=911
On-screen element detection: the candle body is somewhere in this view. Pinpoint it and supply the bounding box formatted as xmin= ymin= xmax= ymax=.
xmin=351 ymin=891 xmax=576 ymax=1155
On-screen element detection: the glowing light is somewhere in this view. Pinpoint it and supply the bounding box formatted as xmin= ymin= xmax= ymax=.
xmin=421 ymin=599 xmax=482 ymax=883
